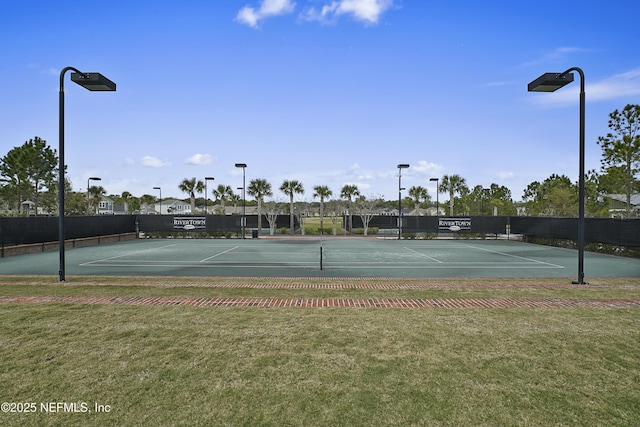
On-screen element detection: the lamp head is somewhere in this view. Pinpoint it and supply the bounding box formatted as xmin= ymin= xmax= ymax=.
xmin=528 ymin=72 xmax=574 ymax=92
xmin=71 ymin=72 xmax=116 ymax=91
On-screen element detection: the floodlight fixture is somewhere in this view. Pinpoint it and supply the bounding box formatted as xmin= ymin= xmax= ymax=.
xmin=70 ymin=72 xmax=117 ymax=91
xmin=58 ymin=67 xmax=116 ymax=282
xmin=528 ymin=67 xmax=586 ymax=284
xmin=527 ymin=72 xmax=574 ymax=92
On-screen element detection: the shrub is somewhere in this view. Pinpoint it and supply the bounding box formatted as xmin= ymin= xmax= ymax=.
xmin=352 ymin=227 xmax=379 ymax=235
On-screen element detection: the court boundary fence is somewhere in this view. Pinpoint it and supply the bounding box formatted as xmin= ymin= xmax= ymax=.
xmin=349 ymin=215 xmax=639 ymax=247
xmin=1 ymin=215 xmax=638 ymax=258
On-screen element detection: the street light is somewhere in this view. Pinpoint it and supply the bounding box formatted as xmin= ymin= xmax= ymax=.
xmin=87 ymin=177 xmax=101 ymax=214
xmin=58 ymin=67 xmax=116 ymax=282
xmin=528 ymin=67 xmax=586 ymax=284
xmin=235 ymin=163 xmax=247 ymax=238
xmin=429 ymin=177 xmax=439 ymax=217
xmin=397 ymin=164 xmax=410 ymax=240
xmin=153 ymin=187 xmax=162 ymax=215
xmin=204 ymin=177 xmax=215 ymax=214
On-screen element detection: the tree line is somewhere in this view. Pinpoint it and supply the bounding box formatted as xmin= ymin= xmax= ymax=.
xmin=1 ymin=105 xmax=638 ymax=218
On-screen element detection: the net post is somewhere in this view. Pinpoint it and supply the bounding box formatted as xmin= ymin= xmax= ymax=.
xmin=320 ymin=232 xmax=324 ymax=270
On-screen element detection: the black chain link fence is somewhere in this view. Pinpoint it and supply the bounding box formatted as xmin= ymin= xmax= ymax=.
xmin=1 ymin=215 xmax=638 ymax=255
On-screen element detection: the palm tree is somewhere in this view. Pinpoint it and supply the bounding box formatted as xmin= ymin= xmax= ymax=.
xmin=121 ymin=191 xmax=132 ymax=214
xmin=179 ymin=177 xmax=204 ymax=213
xmin=313 ymin=185 xmax=332 ymax=233
xmin=88 ymin=185 xmax=106 ymax=215
xmin=248 ymin=178 xmax=272 ymax=235
xmin=139 ymin=194 xmax=156 ymax=214
xmin=440 ymin=174 xmax=468 ymax=216
xmin=408 ymin=186 xmax=429 ymax=211
xmin=340 ymin=184 xmax=360 ymax=232
xmin=280 ymin=180 xmax=304 ymax=234
xmin=213 ymin=184 xmax=234 ymax=214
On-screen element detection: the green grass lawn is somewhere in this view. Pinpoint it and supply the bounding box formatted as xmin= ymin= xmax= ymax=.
xmin=302 ymin=216 xmax=341 ymax=234
xmin=1 ymin=277 xmax=639 ymax=426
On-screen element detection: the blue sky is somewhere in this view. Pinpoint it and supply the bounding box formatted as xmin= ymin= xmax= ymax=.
xmin=1 ymin=0 xmax=639 ymax=203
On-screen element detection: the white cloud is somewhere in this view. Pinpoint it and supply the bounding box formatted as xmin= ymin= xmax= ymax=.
xmin=412 ymin=160 xmax=442 ymax=175
xmin=342 ymin=181 xmax=371 ymax=191
xmin=184 ymin=153 xmax=215 ymax=165
xmin=588 ymin=67 xmax=640 ymax=101
xmin=497 ymin=171 xmax=514 ymax=180
xmin=236 ymin=0 xmax=295 ymax=28
xmin=141 ymin=156 xmax=171 ymax=168
xmin=301 ymin=0 xmax=394 ymax=25
xmin=345 ymin=163 xmax=375 ymax=181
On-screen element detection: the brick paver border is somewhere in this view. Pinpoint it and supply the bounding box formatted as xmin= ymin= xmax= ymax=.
xmin=1 ymin=276 xmax=638 ymax=309
xmin=1 ymin=295 xmax=638 ymax=309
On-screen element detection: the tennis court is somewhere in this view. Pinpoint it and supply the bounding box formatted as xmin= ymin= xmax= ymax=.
xmin=1 ymin=237 xmax=638 ymax=278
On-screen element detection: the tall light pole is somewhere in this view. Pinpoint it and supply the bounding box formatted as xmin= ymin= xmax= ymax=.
xmin=58 ymin=67 xmax=116 ymax=282
xmin=153 ymin=187 xmax=162 ymax=215
xmin=528 ymin=67 xmax=586 ymax=284
xmin=204 ymin=176 xmax=215 ymax=214
xmin=235 ymin=163 xmax=247 ymax=238
xmin=397 ymin=164 xmax=410 ymax=240
xmin=87 ymin=177 xmax=101 ymax=214
xmin=429 ymin=177 xmax=439 ymax=217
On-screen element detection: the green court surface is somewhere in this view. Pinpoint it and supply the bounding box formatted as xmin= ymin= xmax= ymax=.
xmin=1 ymin=237 xmax=638 ymax=279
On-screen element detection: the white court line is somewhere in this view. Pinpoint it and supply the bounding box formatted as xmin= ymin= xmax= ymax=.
xmin=403 ymin=247 xmax=443 ymax=263
xmin=464 ymin=244 xmax=564 ymax=268
xmin=81 ymin=258 xmax=564 ymax=269
xmin=79 ymin=244 xmax=178 ymax=266
xmin=82 ymin=261 xmax=319 ymax=268
xmin=200 ymin=246 xmax=240 ymax=262
xmin=81 ymin=262 xmax=562 ymax=269
xmin=323 ymin=265 xmax=564 ymax=269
